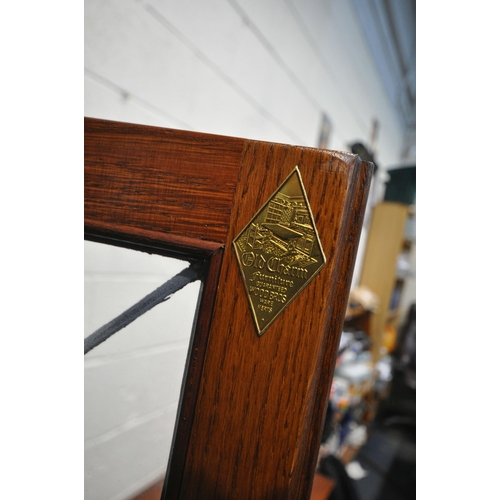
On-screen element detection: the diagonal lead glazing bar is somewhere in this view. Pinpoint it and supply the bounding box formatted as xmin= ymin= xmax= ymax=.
xmin=84 ymin=263 xmax=203 ymax=355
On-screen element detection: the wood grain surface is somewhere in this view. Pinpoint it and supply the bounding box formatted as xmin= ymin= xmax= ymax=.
xmin=84 ymin=118 xmax=373 ymax=499
xmin=85 ymin=117 xmax=244 ymax=256
xmin=175 ymin=140 xmax=372 ymax=500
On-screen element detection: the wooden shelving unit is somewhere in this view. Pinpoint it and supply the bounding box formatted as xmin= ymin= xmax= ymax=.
xmin=358 ymin=201 xmax=410 ymax=363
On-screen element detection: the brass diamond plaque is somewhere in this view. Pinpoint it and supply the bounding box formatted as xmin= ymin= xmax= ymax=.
xmin=233 ymin=166 xmax=326 ymax=336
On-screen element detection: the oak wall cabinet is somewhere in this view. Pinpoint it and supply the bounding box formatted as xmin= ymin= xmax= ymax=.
xmin=85 ymin=117 xmax=373 ymax=499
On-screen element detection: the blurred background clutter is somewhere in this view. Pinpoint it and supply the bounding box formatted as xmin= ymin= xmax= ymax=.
xmin=84 ymin=0 xmax=416 ymax=499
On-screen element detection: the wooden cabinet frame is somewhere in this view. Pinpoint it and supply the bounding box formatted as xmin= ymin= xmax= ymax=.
xmin=84 ymin=117 xmax=373 ymax=499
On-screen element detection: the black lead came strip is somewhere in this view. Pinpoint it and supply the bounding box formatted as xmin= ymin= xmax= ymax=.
xmin=84 ymin=263 xmax=203 ymax=355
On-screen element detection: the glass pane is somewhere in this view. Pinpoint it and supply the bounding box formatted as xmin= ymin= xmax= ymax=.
xmin=84 ymin=240 xmax=201 ymax=500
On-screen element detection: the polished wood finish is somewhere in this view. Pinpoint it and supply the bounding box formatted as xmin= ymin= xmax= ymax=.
xmin=84 ymin=117 xmax=373 ymax=499
xmin=175 ymin=142 xmax=371 ymax=500
xmin=131 ymin=480 xmax=163 ymax=500
xmin=165 ymin=247 xmax=224 ymax=497
xmin=85 ymin=117 xmax=244 ymax=257
xmin=310 ymin=474 xmax=336 ymax=500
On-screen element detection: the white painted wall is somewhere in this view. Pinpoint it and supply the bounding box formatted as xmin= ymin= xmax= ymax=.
xmin=84 ymin=1 xmax=414 ymax=498
xmin=84 ymin=242 xmax=200 ymax=500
